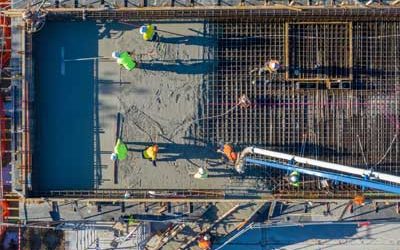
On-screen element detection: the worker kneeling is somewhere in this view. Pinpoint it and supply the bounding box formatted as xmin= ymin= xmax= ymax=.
xmin=143 ymin=144 xmax=158 ymax=167
xmin=139 ymin=24 xmax=158 ymax=41
xmin=111 ymin=139 xmax=128 ymax=161
xmin=112 ymin=51 xmax=137 ymax=71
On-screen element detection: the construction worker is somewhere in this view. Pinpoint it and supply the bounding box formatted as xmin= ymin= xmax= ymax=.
xmin=110 ymin=138 xmax=128 ymax=161
xmin=258 ymin=59 xmax=281 ymax=75
xmin=143 ymin=144 xmax=158 ymax=166
xmin=112 ymin=51 xmax=137 ymax=71
xmin=289 ymin=171 xmax=300 ymax=187
xmin=139 ymin=24 xmax=157 ymax=41
xmin=194 ymin=167 xmax=208 ymax=179
xmin=217 ymin=143 xmax=238 ymax=164
xmin=198 ymin=234 xmax=212 ymax=250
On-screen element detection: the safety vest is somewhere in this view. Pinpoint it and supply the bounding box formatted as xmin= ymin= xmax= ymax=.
xmin=143 ymin=146 xmax=157 ymax=161
xmin=223 ymin=144 xmax=237 ymax=162
xmin=114 ymin=139 xmax=128 ymax=160
xmin=143 ymin=25 xmax=155 ymax=41
xmin=289 ymin=171 xmax=300 ymax=187
xmin=117 ymin=52 xmax=136 ymax=71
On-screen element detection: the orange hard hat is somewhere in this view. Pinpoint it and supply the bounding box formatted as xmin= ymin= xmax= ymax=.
xmin=152 ymin=145 xmax=159 ymax=152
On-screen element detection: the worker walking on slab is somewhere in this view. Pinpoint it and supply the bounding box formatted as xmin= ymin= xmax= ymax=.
xmin=112 ymin=51 xmax=137 ymax=71
xmin=289 ymin=170 xmax=300 ymax=187
xmin=139 ymin=24 xmax=158 ymax=41
xmin=217 ymin=143 xmax=238 ymax=164
xmin=143 ymin=144 xmax=158 ymax=166
xmin=111 ymin=138 xmax=128 ymax=161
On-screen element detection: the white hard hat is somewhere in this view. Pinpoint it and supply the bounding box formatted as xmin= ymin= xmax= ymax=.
xmin=139 ymin=25 xmax=147 ymax=34
xmin=110 ymin=153 xmax=117 ymax=161
xmin=269 ymin=61 xmax=280 ymax=71
xmin=289 ymin=174 xmax=299 ymax=183
xmin=198 ymin=168 xmax=205 ymax=174
xmin=112 ymin=51 xmax=120 ymax=59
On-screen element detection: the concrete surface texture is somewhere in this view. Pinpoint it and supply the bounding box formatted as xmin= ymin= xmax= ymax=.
xmin=96 ymin=20 xmax=248 ymax=190
xmin=215 ymin=222 xmax=400 ymax=250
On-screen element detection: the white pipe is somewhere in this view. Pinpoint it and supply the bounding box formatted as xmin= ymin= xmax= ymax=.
xmin=236 ymin=147 xmax=400 ymax=185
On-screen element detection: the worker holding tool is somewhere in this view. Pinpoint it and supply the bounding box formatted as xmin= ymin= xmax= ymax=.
xmin=143 ymin=144 xmax=158 ymax=166
xmin=217 ymin=143 xmax=238 ymax=164
xmin=110 ymin=138 xmax=128 ymax=161
xmin=139 ymin=24 xmax=158 ymax=41
xmin=289 ymin=170 xmax=300 ymax=187
xmin=112 ymin=51 xmax=137 ymax=71
xmin=194 ymin=167 xmax=209 ymax=179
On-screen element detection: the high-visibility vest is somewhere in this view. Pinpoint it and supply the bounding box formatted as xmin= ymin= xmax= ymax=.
xmin=117 ymin=52 xmax=136 ymax=71
xmin=143 ymin=25 xmax=155 ymax=41
xmin=114 ymin=139 xmax=128 ymax=160
xmin=289 ymin=171 xmax=300 ymax=187
xmin=223 ymin=144 xmax=237 ymax=162
xmin=143 ymin=146 xmax=157 ymax=161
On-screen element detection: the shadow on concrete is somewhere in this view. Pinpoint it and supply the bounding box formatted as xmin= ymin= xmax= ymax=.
xmin=97 ymin=21 xmax=133 ymax=39
xmin=158 ymin=35 xmax=213 ymax=46
xmin=32 ymin=21 xmax=96 ymax=191
xmin=215 ymin=223 xmax=359 ymax=249
xmin=140 ymin=60 xmax=213 ymax=75
xmin=125 ymin=141 xmax=219 ymax=162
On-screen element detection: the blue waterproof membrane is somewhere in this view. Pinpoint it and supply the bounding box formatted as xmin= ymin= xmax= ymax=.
xmin=32 ymin=21 xmax=97 ymax=190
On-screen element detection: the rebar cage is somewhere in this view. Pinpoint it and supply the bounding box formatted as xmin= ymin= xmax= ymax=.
xmin=200 ymin=20 xmax=400 ymax=196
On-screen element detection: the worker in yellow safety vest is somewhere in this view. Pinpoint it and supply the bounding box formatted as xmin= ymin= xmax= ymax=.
xmin=143 ymin=144 xmax=158 ymax=166
xmin=110 ymin=138 xmax=128 ymax=161
xmin=112 ymin=51 xmax=137 ymax=71
xmin=139 ymin=24 xmax=158 ymax=41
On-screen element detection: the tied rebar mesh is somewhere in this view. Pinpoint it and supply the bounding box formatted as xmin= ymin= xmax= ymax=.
xmin=199 ymin=20 xmax=400 ymax=195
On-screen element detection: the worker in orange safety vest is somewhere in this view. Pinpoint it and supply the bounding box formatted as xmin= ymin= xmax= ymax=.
xmin=143 ymin=144 xmax=158 ymax=166
xmin=198 ymin=234 xmax=212 ymax=250
xmin=217 ymin=143 xmax=238 ymax=164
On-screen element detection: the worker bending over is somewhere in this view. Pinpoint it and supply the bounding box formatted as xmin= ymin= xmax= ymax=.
xmin=217 ymin=143 xmax=238 ymax=164
xmin=112 ymin=51 xmax=137 ymax=71
xmin=111 ymin=138 xmax=128 ymax=161
xmin=143 ymin=144 xmax=158 ymax=166
xmin=139 ymin=24 xmax=158 ymax=41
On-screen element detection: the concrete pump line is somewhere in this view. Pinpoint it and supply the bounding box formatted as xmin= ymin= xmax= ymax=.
xmin=236 ymin=147 xmax=400 ymax=185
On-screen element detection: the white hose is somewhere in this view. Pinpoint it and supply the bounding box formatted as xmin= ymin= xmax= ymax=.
xmin=236 ymin=147 xmax=400 ymax=185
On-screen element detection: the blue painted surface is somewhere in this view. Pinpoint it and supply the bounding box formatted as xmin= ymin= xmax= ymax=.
xmin=32 ymin=21 xmax=98 ymax=190
xmin=245 ymin=158 xmax=400 ymax=194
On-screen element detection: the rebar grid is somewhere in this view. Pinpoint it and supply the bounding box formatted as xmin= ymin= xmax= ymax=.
xmin=287 ymin=22 xmax=352 ymax=80
xmin=200 ymin=20 xmax=400 ymax=196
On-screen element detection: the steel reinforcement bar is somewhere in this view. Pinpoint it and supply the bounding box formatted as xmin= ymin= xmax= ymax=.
xmin=6 ymin=7 xmax=400 ymax=21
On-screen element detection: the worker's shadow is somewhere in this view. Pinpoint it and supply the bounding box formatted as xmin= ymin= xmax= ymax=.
xmin=97 ymin=22 xmax=132 ymax=39
xmin=139 ymin=60 xmax=213 ymax=75
xmin=158 ymin=35 xmax=213 ymax=47
xmin=125 ymin=141 xmax=220 ymax=162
